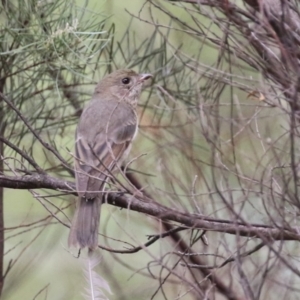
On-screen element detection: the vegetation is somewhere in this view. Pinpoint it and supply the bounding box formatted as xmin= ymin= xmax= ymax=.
xmin=0 ymin=0 xmax=300 ymax=299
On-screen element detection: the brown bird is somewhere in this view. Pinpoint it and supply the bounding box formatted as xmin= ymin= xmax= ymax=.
xmin=68 ymin=69 xmax=152 ymax=250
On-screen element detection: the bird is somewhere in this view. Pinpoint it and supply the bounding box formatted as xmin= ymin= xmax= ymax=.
xmin=68 ymin=69 xmax=152 ymax=250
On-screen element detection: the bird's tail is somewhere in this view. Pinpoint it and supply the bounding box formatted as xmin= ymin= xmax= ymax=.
xmin=68 ymin=197 xmax=101 ymax=250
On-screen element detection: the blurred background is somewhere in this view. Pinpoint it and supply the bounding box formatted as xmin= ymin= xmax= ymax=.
xmin=1 ymin=0 xmax=300 ymax=299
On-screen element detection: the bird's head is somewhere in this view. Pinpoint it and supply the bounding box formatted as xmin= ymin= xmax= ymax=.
xmin=94 ymin=69 xmax=152 ymax=106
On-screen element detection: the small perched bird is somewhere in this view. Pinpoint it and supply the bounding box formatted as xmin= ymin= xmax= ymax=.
xmin=68 ymin=69 xmax=152 ymax=250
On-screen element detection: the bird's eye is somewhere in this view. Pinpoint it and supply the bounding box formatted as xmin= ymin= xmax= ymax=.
xmin=122 ymin=77 xmax=130 ymax=85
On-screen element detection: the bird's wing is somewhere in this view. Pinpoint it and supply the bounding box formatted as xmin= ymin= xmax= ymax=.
xmin=74 ymin=102 xmax=137 ymax=199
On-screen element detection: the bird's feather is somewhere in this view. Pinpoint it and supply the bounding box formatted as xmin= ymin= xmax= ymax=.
xmin=74 ymin=100 xmax=137 ymax=199
xmin=84 ymin=252 xmax=112 ymax=300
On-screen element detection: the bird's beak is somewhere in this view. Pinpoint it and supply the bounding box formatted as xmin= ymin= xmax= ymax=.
xmin=139 ymin=73 xmax=153 ymax=82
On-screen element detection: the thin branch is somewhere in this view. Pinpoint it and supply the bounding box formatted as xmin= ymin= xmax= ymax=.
xmin=0 ymin=92 xmax=74 ymax=176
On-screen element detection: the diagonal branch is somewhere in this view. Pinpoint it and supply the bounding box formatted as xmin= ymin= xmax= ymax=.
xmin=125 ymin=173 xmax=241 ymax=300
xmin=0 ymin=173 xmax=299 ymax=242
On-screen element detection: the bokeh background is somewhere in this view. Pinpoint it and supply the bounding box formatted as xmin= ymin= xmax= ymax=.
xmin=1 ymin=0 xmax=299 ymax=299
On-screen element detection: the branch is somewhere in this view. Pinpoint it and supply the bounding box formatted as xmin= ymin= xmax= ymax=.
xmin=1 ymin=173 xmax=299 ymax=242
xmin=0 ymin=92 xmax=74 ymax=176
